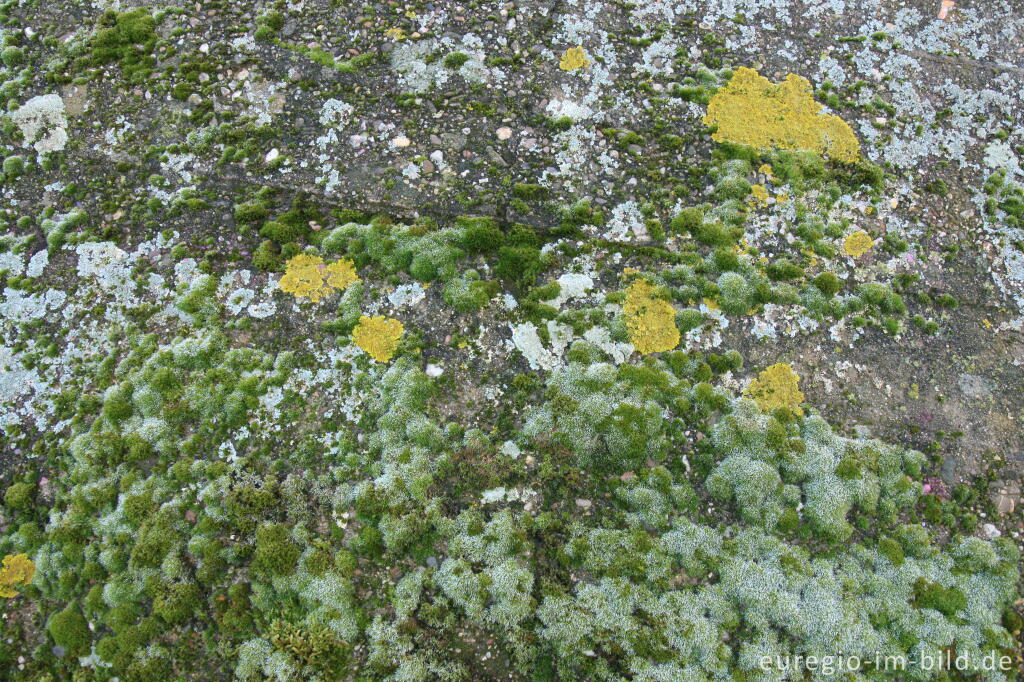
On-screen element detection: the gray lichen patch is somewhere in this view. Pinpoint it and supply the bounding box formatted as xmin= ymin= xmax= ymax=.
xmin=10 ymin=94 xmax=68 ymax=154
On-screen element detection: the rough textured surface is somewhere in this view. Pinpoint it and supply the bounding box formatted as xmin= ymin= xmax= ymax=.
xmin=0 ymin=0 xmax=1021 ymax=678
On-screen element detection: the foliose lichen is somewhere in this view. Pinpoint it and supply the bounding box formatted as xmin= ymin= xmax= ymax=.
xmin=278 ymin=254 xmax=360 ymax=303
xmin=351 ymin=315 xmax=404 ymax=363
xmin=623 ymin=279 xmax=680 ymax=355
xmin=704 ymin=67 xmax=861 ymax=163
xmin=743 ymin=362 xmax=806 ymax=415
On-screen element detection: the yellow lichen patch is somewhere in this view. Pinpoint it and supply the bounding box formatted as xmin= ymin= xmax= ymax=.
xmin=623 ymin=279 xmax=680 ymax=354
xmin=559 ymin=46 xmax=590 ymax=71
xmin=0 ymin=553 xmax=35 ymax=598
xmin=744 ymin=363 xmax=805 ymax=416
xmin=704 ymin=67 xmax=861 ymax=163
xmin=842 ymin=230 xmax=874 ymax=258
xmin=325 ymin=258 xmax=360 ymax=290
xmin=352 ymin=315 xmax=404 ymax=363
xmin=279 ymin=254 xmax=360 ymax=303
xmin=279 ymin=254 xmax=332 ymax=302
xmin=749 ymin=184 xmax=770 ymax=206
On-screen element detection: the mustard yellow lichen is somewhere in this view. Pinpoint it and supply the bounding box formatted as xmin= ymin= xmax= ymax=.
xmin=745 ymin=363 xmax=805 ymax=416
xmin=0 ymin=553 xmax=35 ymax=598
xmin=842 ymin=230 xmax=874 ymax=258
xmin=352 ymin=315 xmax=404 ymax=363
xmin=704 ymin=67 xmax=861 ymax=163
xmin=325 ymin=259 xmax=360 ymax=290
xmin=624 ymin=279 xmax=680 ymax=355
xmin=749 ymin=184 xmax=770 ymax=206
xmin=279 ymin=254 xmax=360 ymax=303
xmin=559 ymin=46 xmax=590 ymax=71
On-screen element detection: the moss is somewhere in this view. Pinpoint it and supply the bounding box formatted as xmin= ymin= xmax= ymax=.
xmin=252 ymin=240 xmax=282 ymax=271
xmin=716 ymin=272 xmax=752 ymax=315
xmin=495 ymin=245 xmax=544 ymax=283
xmin=46 ymin=605 xmax=91 ymax=656
xmin=560 ymin=199 xmax=604 ymax=228
xmin=258 ymin=10 xmax=285 ymax=32
xmin=832 ymin=158 xmax=885 ymax=191
xmin=443 ymin=52 xmax=470 ymax=69
xmin=765 ymin=260 xmax=804 ymax=281
xmin=835 ymin=457 xmax=861 ymax=479
xmin=670 ymin=207 xmax=704 ymax=235
xmin=505 ymin=224 xmax=540 ymax=247
xmin=443 ymin=271 xmax=498 ymax=312
xmin=458 ymin=216 xmax=505 ymax=253
xmin=1003 ymin=608 xmax=1023 ymax=635
xmin=3 ymin=482 xmax=33 ymax=511
xmin=512 ymin=183 xmax=548 ymax=200
xmin=253 ymin=523 xmax=301 ymax=577
xmin=87 ymin=8 xmax=158 ymax=80
xmin=776 ymin=508 xmax=800 ymax=533
xmin=923 ymin=178 xmax=948 ymax=196
xmin=0 ymin=46 xmax=23 ymax=67
xmin=811 ymin=272 xmax=842 ymax=296
xmin=693 ymin=221 xmax=737 ymax=248
xmin=912 ymin=578 xmax=966 ymax=617
xmin=528 ymin=281 xmax=561 ymax=303
xmin=713 ymin=175 xmax=752 ymax=201
xmin=658 ymin=134 xmax=684 ymax=151
xmin=768 ymin=150 xmax=827 ymax=186
xmin=2 ymin=155 xmax=24 ymax=177
xmin=130 ymin=520 xmax=176 ymax=568
xmin=547 ymin=115 xmax=575 ymax=132
xmin=153 ymin=581 xmax=202 ymax=625
xmin=234 ymin=200 xmax=270 ymax=225
xmin=122 ymin=493 xmax=156 ymax=528
xmin=675 ymin=308 xmax=704 ymax=333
